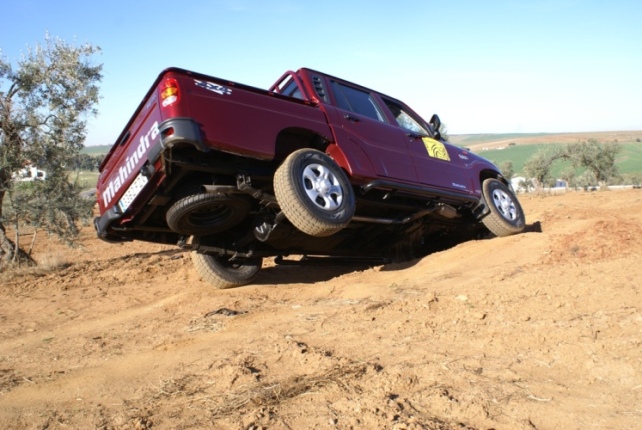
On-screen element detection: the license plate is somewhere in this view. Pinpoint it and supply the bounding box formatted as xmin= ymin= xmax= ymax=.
xmin=118 ymin=172 xmax=149 ymax=213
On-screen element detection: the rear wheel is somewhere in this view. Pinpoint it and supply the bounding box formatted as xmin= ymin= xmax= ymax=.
xmin=481 ymin=178 xmax=525 ymax=237
xmin=274 ymin=149 xmax=355 ymax=237
xmin=191 ymin=252 xmax=262 ymax=289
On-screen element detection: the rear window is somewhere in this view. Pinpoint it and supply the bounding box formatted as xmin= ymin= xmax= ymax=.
xmin=279 ymin=78 xmax=304 ymax=99
xmin=330 ymin=80 xmax=385 ymax=122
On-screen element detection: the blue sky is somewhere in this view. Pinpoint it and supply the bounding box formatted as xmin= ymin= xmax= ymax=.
xmin=1 ymin=0 xmax=641 ymax=146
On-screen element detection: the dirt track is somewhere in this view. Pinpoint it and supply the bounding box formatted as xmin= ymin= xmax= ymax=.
xmin=1 ymin=189 xmax=641 ymax=429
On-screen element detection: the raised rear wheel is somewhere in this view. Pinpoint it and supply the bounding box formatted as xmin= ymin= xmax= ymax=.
xmin=274 ymin=149 xmax=355 ymax=237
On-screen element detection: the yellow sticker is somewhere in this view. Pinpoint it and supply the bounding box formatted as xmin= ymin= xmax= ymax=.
xmin=422 ymin=137 xmax=450 ymax=161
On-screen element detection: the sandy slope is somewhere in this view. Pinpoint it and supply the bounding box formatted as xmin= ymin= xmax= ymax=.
xmin=1 ymin=189 xmax=641 ymax=429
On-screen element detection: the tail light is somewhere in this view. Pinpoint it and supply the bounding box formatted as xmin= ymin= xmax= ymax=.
xmin=160 ymin=78 xmax=179 ymax=107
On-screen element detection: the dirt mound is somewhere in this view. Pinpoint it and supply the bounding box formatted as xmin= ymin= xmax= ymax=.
xmin=1 ymin=189 xmax=641 ymax=429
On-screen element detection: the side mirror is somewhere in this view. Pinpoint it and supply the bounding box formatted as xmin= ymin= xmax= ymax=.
xmin=429 ymin=114 xmax=442 ymax=140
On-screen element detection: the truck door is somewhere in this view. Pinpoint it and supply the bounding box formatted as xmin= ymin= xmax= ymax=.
xmin=409 ymin=135 xmax=473 ymax=192
xmin=328 ymin=80 xmax=417 ymax=182
xmin=380 ymin=97 xmax=472 ymax=193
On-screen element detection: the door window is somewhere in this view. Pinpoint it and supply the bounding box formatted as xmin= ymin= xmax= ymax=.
xmin=383 ymin=98 xmax=429 ymax=135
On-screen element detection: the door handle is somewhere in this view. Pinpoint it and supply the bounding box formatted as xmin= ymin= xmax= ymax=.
xmin=406 ymin=132 xmax=426 ymax=140
xmin=344 ymin=114 xmax=360 ymax=123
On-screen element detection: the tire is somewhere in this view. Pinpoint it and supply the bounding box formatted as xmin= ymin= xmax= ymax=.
xmin=481 ymin=178 xmax=526 ymax=237
xmin=191 ymin=252 xmax=262 ymax=289
xmin=274 ymin=149 xmax=355 ymax=237
xmin=166 ymin=193 xmax=250 ymax=236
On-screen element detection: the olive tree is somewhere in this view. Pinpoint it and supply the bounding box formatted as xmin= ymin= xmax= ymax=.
xmin=559 ymin=166 xmax=576 ymax=189
xmin=562 ymin=139 xmax=620 ymax=188
xmin=0 ymin=34 xmax=102 ymax=266
xmin=498 ymin=160 xmax=515 ymax=181
xmin=523 ymin=147 xmax=560 ymax=191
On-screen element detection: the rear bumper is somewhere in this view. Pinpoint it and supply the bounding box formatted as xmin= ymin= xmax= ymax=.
xmin=94 ymin=207 xmax=129 ymax=243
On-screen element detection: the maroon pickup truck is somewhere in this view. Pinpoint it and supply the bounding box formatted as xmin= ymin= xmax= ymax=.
xmin=95 ymin=67 xmax=525 ymax=288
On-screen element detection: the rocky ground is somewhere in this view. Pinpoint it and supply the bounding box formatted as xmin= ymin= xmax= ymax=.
xmin=1 ymin=189 xmax=641 ymax=429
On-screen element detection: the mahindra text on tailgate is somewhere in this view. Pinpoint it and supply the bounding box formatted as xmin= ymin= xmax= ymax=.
xmin=96 ymin=75 xmax=168 ymax=233
xmin=100 ymin=120 xmax=159 ymax=212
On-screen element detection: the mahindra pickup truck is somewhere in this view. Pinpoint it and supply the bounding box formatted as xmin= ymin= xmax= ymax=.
xmin=95 ymin=67 xmax=525 ymax=288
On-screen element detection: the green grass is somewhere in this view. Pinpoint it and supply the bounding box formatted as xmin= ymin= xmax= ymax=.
xmin=70 ymin=171 xmax=100 ymax=189
xmin=615 ymin=142 xmax=642 ymax=173
xmin=476 ymin=142 xmax=642 ymax=176
xmin=478 ymin=143 xmax=552 ymax=174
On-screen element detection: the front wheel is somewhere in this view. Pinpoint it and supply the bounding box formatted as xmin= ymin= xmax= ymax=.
xmin=481 ymin=178 xmax=525 ymax=237
xmin=274 ymin=149 xmax=355 ymax=237
xmin=191 ymin=252 xmax=262 ymax=289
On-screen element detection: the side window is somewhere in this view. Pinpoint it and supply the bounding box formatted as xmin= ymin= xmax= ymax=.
xmin=383 ymin=98 xmax=429 ymax=135
xmin=330 ymin=80 xmax=385 ymax=122
xmin=280 ymin=78 xmax=304 ymax=99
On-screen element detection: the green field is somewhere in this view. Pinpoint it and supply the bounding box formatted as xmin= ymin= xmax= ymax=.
xmin=476 ymin=143 xmax=556 ymax=174
xmin=72 ymin=171 xmax=100 ymax=189
xmin=474 ymin=142 xmax=642 ymax=177
xmin=82 ymin=145 xmax=111 ymax=156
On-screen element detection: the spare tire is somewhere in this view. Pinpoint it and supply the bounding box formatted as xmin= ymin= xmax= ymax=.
xmin=166 ymin=193 xmax=250 ymax=236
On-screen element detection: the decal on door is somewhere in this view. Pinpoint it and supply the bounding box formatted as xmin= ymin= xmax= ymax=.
xmin=422 ymin=137 xmax=450 ymax=161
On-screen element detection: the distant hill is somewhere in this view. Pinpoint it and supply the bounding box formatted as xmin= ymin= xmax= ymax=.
xmin=450 ymin=130 xmax=642 ymax=151
xmin=81 ymin=145 xmax=111 ymax=156
xmin=453 ymin=131 xmax=642 ymax=176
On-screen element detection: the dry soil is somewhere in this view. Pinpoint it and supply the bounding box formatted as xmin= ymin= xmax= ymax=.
xmin=1 ymin=189 xmax=641 ymax=429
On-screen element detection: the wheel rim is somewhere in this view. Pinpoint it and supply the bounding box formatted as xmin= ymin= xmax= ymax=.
xmin=491 ymin=188 xmax=518 ymax=221
xmin=301 ymin=163 xmax=344 ymax=211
